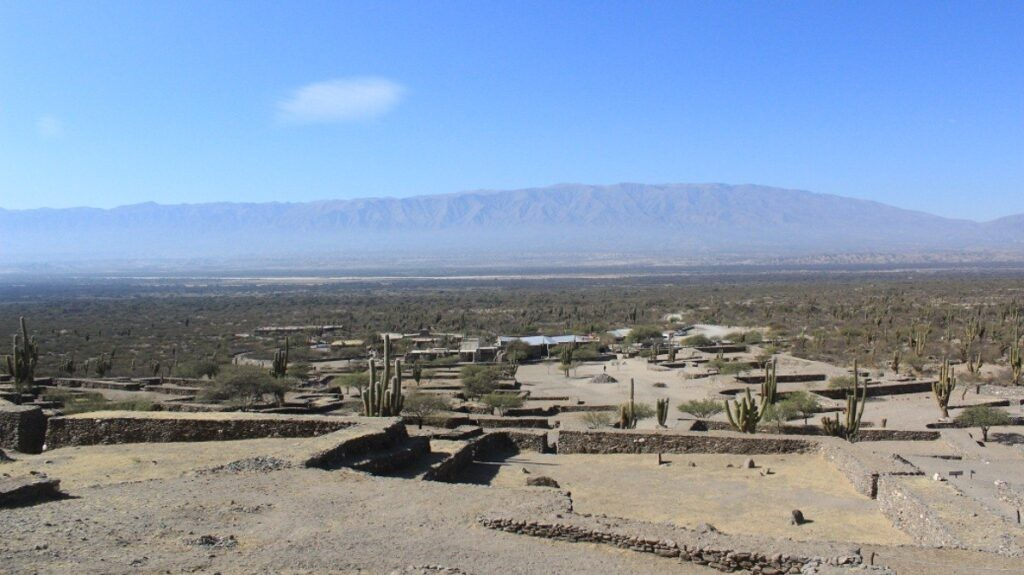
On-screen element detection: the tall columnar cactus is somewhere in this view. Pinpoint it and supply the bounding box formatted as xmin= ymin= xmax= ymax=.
xmin=94 ymin=350 xmax=115 ymax=377
xmin=891 ymin=348 xmax=901 ymax=374
xmin=933 ymin=360 xmax=956 ymax=418
xmin=911 ymin=324 xmax=931 ymax=356
xmin=362 ymin=335 xmax=405 ymax=417
xmin=559 ymin=345 xmax=573 ymax=377
xmin=821 ymin=360 xmax=867 ymax=441
xmin=618 ymin=378 xmax=638 ymax=429
xmin=58 ymin=355 xmax=76 ymax=377
xmin=725 ymin=388 xmax=764 ymax=434
xmin=271 ymin=339 xmax=289 ymax=378
xmin=761 ymin=361 xmax=778 ymax=405
xmin=1011 ymin=344 xmax=1022 ymax=386
xmin=5 ymin=317 xmax=39 ymax=394
xmin=656 ymin=397 xmax=669 ymax=428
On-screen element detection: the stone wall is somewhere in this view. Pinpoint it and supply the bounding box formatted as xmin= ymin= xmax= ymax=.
xmin=736 ymin=373 xmax=826 ymax=384
xmin=51 ymin=378 xmax=143 ymax=391
xmin=479 ymin=512 xmax=861 ymax=574
xmin=44 ymin=411 xmax=358 ymax=449
xmin=500 ymin=428 xmax=549 ymax=453
xmin=812 ymin=380 xmax=934 ymax=400
xmin=692 ymin=420 xmax=941 ymax=441
xmin=875 ymin=475 xmax=960 ymax=548
xmin=302 ymin=419 xmax=408 ymax=469
xmin=0 ymin=404 xmax=47 ymax=454
xmin=556 ymin=428 xmax=815 ymax=455
xmin=425 ymin=429 xmax=549 ymax=482
xmin=472 ymin=416 xmax=552 ymax=429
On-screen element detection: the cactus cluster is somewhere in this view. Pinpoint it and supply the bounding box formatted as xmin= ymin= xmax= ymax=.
xmin=5 ymin=317 xmax=39 ymax=394
xmin=363 ymin=334 xmax=405 ymax=417
xmin=618 ymin=378 xmax=638 ymax=429
xmin=724 ymin=388 xmax=763 ymax=433
xmin=271 ymin=339 xmax=289 ymax=378
xmin=59 ymin=355 xmax=76 ymax=377
xmin=94 ymin=350 xmax=115 ymax=377
xmin=655 ymin=397 xmax=669 ymax=427
xmin=933 ymin=359 xmax=956 ymax=418
xmin=821 ymin=361 xmax=867 ymax=441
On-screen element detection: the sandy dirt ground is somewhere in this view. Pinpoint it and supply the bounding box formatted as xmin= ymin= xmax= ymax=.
xmin=0 ymin=464 xmax=721 ymax=575
xmin=468 ymin=452 xmax=908 ymax=546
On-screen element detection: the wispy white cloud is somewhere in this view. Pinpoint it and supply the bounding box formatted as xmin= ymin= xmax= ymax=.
xmin=36 ymin=115 xmax=63 ymax=139
xmin=277 ymin=77 xmax=405 ymax=124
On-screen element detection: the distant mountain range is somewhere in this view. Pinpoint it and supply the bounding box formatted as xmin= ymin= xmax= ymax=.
xmin=2 ymin=183 xmax=1023 ymax=268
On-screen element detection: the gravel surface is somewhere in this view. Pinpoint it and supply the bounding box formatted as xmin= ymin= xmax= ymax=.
xmin=0 ymin=467 xmax=720 ymax=575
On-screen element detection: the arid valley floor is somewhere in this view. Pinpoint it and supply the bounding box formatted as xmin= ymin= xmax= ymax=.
xmin=3 ymin=275 xmax=1024 ymax=575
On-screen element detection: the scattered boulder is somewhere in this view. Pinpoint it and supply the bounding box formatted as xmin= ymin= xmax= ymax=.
xmin=695 ymin=522 xmax=720 ymax=534
xmin=390 ymin=567 xmax=473 ymax=575
xmin=526 ymin=476 xmax=560 ymax=488
xmin=200 ymin=456 xmax=290 ymax=475
xmin=0 ymin=475 xmax=62 ymax=508
xmin=791 ymin=509 xmax=806 ymax=526
xmin=0 ymin=448 xmax=12 ymax=462
xmin=743 ymin=457 xmax=757 ymax=469
xmin=186 ymin=534 xmax=237 ymax=548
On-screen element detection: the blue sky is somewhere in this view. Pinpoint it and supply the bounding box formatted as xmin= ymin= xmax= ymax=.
xmin=1 ymin=1 xmax=1021 ymax=220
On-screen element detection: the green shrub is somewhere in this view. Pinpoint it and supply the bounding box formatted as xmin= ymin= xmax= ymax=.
xmin=172 ymin=359 xmax=221 ymax=379
xmin=461 ymin=364 xmax=502 ymax=398
xmin=677 ymin=398 xmax=724 ymax=419
xmin=627 ymin=325 xmax=663 ymax=345
xmin=427 ymin=355 xmax=460 ymax=367
xmin=482 ymin=392 xmax=524 ymax=415
xmin=404 ymin=391 xmax=450 ymax=428
xmin=682 ymin=334 xmax=713 ymax=347
xmin=580 ymin=410 xmax=614 ymax=429
xmin=203 ymin=364 xmax=293 ymax=407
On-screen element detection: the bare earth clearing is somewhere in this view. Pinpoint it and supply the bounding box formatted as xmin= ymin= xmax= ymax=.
xmin=474 ymin=453 xmax=908 ymax=546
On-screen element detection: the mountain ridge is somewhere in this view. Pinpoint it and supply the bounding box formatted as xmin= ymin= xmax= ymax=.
xmin=1 ymin=183 xmax=1022 ymax=264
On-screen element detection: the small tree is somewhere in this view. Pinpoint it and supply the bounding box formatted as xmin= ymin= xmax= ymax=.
xmin=483 ymin=392 xmax=524 ymax=415
xmin=785 ymin=390 xmax=822 ymax=424
xmin=203 ymin=364 xmax=292 ymax=408
xmin=336 ymin=371 xmax=368 ymax=397
xmin=461 ymin=365 xmax=502 ymax=399
xmin=172 ymin=358 xmax=221 ymax=379
xmin=627 ymin=325 xmax=664 ymax=346
xmin=677 ymin=398 xmax=725 ymax=420
xmin=763 ymin=400 xmax=798 ymax=433
xmin=955 ymin=405 xmax=1011 ymax=442
xmin=828 ymin=375 xmax=856 ymax=393
xmin=505 ymin=340 xmax=532 ymax=364
xmin=404 ymin=391 xmax=449 ymax=428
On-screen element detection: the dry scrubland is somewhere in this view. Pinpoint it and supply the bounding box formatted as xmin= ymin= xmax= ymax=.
xmin=4 ymin=272 xmax=1024 ymax=383
xmin=3 ymin=271 xmax=1024 ymax=574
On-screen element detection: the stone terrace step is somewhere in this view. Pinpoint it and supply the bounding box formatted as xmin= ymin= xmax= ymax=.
xmin=345 ymin=436 xmax=432 ymax=475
